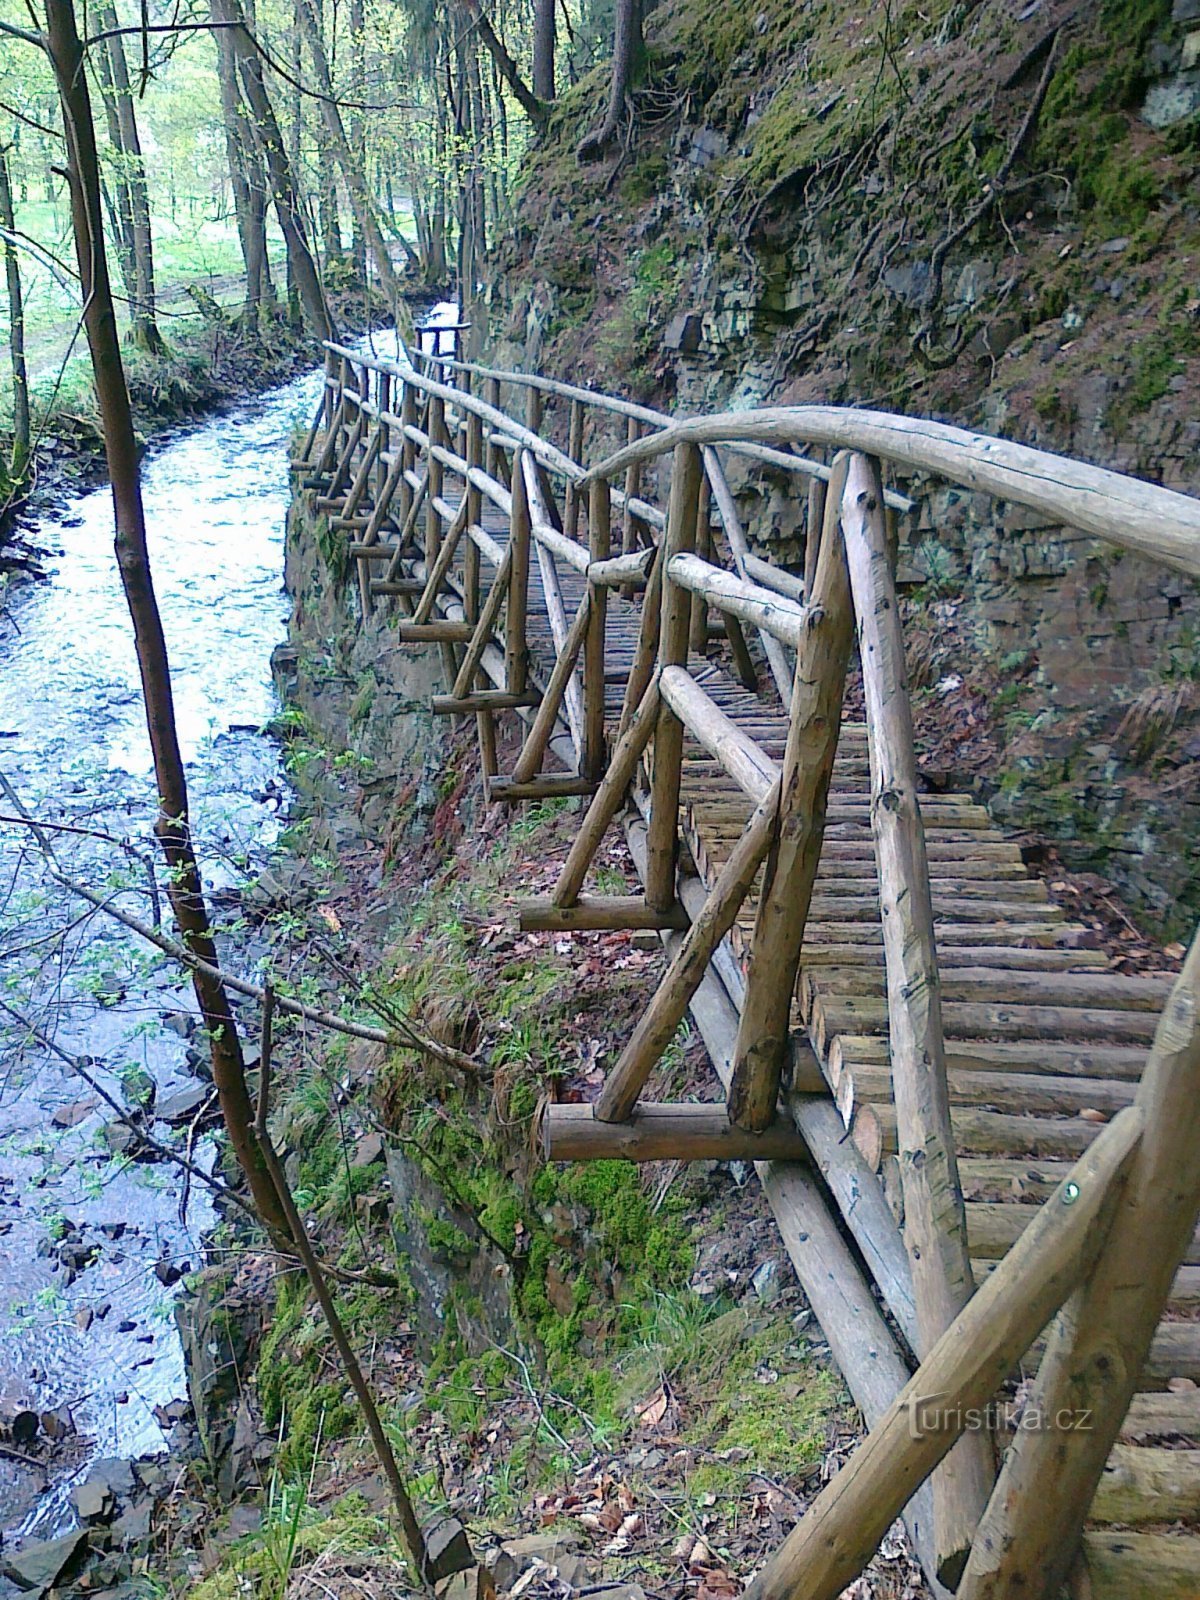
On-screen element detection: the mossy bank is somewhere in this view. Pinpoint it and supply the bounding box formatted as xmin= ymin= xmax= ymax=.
xmin=483 ymin=0 xmax=1200 ymax=935
xmin=169 ymin=488 xmax=891 ymax=1598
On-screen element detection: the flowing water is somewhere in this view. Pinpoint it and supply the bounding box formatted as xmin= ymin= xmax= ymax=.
xmin=0 ymin=325 xmax=413 ymax=1545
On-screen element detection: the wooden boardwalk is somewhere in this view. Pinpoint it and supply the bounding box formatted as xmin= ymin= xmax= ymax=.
xmin=296 ymin=340 xmax=1200 ymax=1600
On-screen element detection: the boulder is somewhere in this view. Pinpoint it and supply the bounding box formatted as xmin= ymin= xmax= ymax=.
xmin=423 ymin=1515 xmax=475 ymax=1583
xmin=72 ymin=1479 xmax=115 ymax=1523
xmin=156 ymin=1085 xmax=212 ymax=1125
xmin=0 ymin=1530 xmax=89 ymax=1593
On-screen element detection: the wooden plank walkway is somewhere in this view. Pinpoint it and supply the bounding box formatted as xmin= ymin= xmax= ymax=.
xmin=299 ymin=345 xmax=1200 ymax=1598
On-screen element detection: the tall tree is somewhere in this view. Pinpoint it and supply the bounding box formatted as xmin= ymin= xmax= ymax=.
xmin=294 ymin=0 xmax=408 ymax=315
xmin=89 ymin=41 xmax=138 ymax=308
xmin=532 ymin=0 xmax=555 ymax=101
xmin=0 ymin=141 xmax=30 ymax=483
xmin=40 ymin=0 xmax=293 ymax=1243
xmin=211 ymin=0 xmax=336 ymax=340
xmin=578 ymin=0 xmax=641 ymax=159
xmin=95 ymin=0 xmax=164 ymax=352
xmin=211 ymin=0 xmax=268 ymax=331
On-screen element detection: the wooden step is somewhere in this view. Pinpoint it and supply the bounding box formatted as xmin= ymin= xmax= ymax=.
xmin=825 ymin=1034 xmax=1148 ymax=1080
xmin=807 ymin=965 xmax=1171 ymax=1011
xmin=811 ymin=995 xmax=1157 ymax=1047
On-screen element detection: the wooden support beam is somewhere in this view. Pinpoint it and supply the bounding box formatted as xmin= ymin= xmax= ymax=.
xmin=488 ymin=775 xmax=598 ymax=801
xmin=667 ymin=552 xmax=810 ymax=648
xmin=527 ymin=456 xmax=586 ymax=751
xmin=507 ymin=450 xmax=531 ymax=695
xmin=369 ymin=579 xmax=426 ymax=597
xmin=451 ymin=544 xmax=513 ymax=700
xmin=553 ymin=672 xmax=662 ymax=909
xmin=646 ymin=443 xmax=703 ymax=912
xmin=583 ymin=479 xmax=611 ymax=780
xmin=723 ymin=613 xmax=759 ymax=690
xmin=595 ymin=777 xmax=782 ymax=1124
xmin=744 ymin=551 xmax=807 ymax=604
xmin=412 ymin=491 xmax=471 ymax=625
xmin=741 ymin=1107 xmax=1143 ymax=1600
xmin=728 ymin=453 xmax=853 ymax=1131
xmin=842 ymin=450 xmax=992 ymax=1585
xmin=518 ymin=895 xmax=689 ymax=933
xmin=510 ymin=590 xmax=592 ymax=785
xmin=958 ymin=931 xmax=1200 ymax=1600
xmin=620 ymin=816 xmax=934 ymax=1579
xmin=349 ymin=543 xmax=398 ymax=560
xmin=395 ymin=620 xmax=475 ymax=643
xmin=431 ymin=690 xmax=541 ymax=714
xmin=659 ymin=666 xmax=777 ymax=802
xmin=544 ymin=1102 xmax=811 ymax=1164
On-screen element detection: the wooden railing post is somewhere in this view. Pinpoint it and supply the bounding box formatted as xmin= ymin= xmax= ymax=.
xmin=958 ymin=931 xmax=1200 ymax=1600
xmin=583 ymin=478 xmax=611 ymax=780
xmin=398 ymin=381 xmax=417 ymax=529
xmin=376 ymin=372 xmax=391 ymax=505
xmin=644 ymin=441 xmax=703 ymax=912
xmin=460 ymin=403 xmax=497 ymax=782
xmin=463 ymin=409 xmax=483 ymax=625
xmin=727 ymin=454 xmax=854 ymax=1131
xmin=689 ymin=475 xmax=712 ymax=655
xmin=485 ymin=375 xmax=510 ymax=490
xmin=804 ymin=476 xmax=825 ymax=599
xmin=506 ymin=448 xmax=531 ymax=696
xmin=563 ymin=396 xmax=585 ymax=539
xmin=525 ymin=385 xmax=542 ymax=436
xmin=841 ymin=449 xmax=992 ymax=1587
xmin=425 ymin=393 xmax=445 ymax=572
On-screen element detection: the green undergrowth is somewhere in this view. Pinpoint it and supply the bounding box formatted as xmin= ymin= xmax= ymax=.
xmin=244 ymin=761 xmax=850 ymax=1544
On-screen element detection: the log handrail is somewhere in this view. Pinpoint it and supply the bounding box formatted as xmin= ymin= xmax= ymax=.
xmin=297 ymin=338 xmax=1200 ymax=1600
xmin=583 ymin=409 xmax=1200 ymax=579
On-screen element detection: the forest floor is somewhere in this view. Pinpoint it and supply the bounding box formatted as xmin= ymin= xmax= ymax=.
xmin=119 ymin=712 xmax=929 ymax=1600
xmin=135 ymin=662 xmax=1179 ymax=1600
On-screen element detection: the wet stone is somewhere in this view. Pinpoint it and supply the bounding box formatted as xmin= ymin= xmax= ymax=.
xmin=0 ymin=1529 xmax=89 ymax=1593
xmin=40 ymin=1405 xmax=75 ymax=1442
xmin=156 ymin=1084 xmax=212 ymax=1125
xmin=72 ymin=1479 xmax=116 ymax=1523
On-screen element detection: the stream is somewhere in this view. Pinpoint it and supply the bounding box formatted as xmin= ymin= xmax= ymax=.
xmin=0 ymin=325 xmax=411 ymax=1550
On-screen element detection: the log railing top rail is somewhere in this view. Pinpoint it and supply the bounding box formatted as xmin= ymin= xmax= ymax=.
xmin=297 ymin=341 xmax=1200 ymax=1600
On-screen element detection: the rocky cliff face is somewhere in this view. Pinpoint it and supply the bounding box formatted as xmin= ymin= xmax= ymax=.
xmin=486 ymin=0 xmax=1200 ymax=933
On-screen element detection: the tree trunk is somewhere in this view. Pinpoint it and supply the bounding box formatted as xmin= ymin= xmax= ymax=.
xmin=210 ymin=0 xmax=263 ymax=331
xmin=89 ymin=43 xmax=137 ymax=303
xmin=533 ymin=0 xmax=555 ymax=101
xmin=0 ymin=145 xmax=30 ymax=480
xmin=41 ymin=0 xmax=293 ymax=1246
xmin=211 ymin=0 xmax=335 ymax=341
xmin=348 ymin=0 xmax=367 ymax=285
xmin=96 ymin=0 xmax=163 ymax=353
xmin=293 ymin=0 xmax=408 ymax=315
xmin=578 ymin=0 xmax=641 ymax=159
xmin=317 ymin=142 xmax=341 ymax=266
xmin=459 ymin=0 xmax=547 ymax=131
